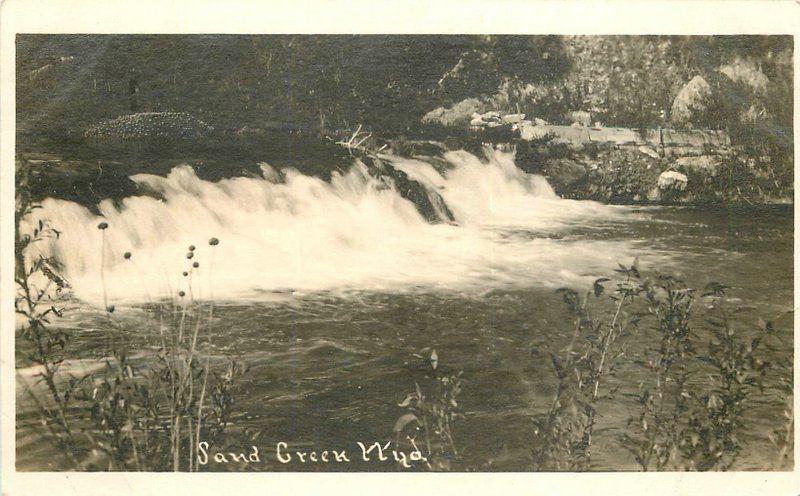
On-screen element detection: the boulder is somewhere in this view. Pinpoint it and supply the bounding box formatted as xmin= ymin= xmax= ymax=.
xmin=567 ymin=110 xmax=592 ymax=126
xmin=657 ymin=170 xmax=688 ymax=191
xmin=480 ymin=111 xmax=502 ymax=122
xmin=541 ymin=158 xmax=588 ymax=195
xmin=84 ymin=112 xmax=214 ymax=140
xmin=673 ymin=155 xmax=722 ymax=177
xmin=361 ymin=155 xmax=454 ymax=223
xmin=421 ymin=98 xmax=485 ymax=127
xmin=638 ymin=145 xmax=660 ymax=159
xmin=670 ymin=75 xmax=712 ymax=127
xmin=501 ymin=113 xmax=526 ymax=124
xmin=719 ymin=59 xmax=769 ymax=94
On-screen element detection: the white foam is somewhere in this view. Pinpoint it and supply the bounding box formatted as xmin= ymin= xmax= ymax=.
xmin=19 ymin=149 xmax=639 ymax=305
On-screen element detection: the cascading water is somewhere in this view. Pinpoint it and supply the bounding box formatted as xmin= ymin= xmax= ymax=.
xmin=20 ymin=149 xmax=641 ymax=306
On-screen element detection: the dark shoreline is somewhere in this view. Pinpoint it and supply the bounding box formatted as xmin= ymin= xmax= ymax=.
xmin=17 ymin=130 xmax=794 ymax=213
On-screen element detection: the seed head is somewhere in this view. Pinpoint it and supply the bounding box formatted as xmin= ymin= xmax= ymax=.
xmin=186 ymin=252 xmax=194 ymax=259
xmin=178 ymin=291 xmax=186 ymax=298
xmin=123 ymin=252 xmax=132 ymax=260
xmin=209 ymin=237 xmax=219 ymax=246
xmin=188 ymin=245 xmax=196 ymax=251
xmin=193 ymin=262 xmax=199 ymax=268
xmin=106 ymin=305 xmax=115 ymax=313
xmin=97 ymin=222 xmax=109 ymax=230
xmin=183 ymin=271 xmax=188 ymax=277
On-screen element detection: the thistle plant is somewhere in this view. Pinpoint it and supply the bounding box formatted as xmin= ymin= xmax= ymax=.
xmin=79 ymin=234 xmax=246 ymax=471
xmin=15 ymin=174 xmax=246 ymax=471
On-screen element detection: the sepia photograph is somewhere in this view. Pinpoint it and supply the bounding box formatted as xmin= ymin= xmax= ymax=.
xmin=2 ymin=2 xmax=797 ymax=490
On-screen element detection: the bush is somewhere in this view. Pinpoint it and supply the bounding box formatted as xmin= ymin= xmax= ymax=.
xmin=530 ymin=260 xmax=787 ymax=471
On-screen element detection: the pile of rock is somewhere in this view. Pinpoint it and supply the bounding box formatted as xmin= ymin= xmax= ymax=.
xmin=84 ymin=112 xmax=214 ymax=140
xmin=468 ymin=111 xmax=558 ymax=142
xmin=469 ymin=111 xmax=527 ymax=129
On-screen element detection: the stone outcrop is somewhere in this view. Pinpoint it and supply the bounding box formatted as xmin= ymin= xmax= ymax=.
xmin=360 ymin=155 xmax=455 ymax=224
xmin=719 ymin=59 xmax=769 ymax=95
xmin=670 ymin=76 xmax=713 ymax=127
xmin=422 ymin=98 xmax=485 ymax=128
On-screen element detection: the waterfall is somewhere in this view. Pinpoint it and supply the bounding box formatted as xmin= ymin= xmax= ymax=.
xmin=19 ymin=148 xmax=637 ymax=305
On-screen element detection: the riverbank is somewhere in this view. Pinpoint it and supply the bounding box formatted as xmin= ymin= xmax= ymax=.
xmin=517 ymin=142 xmax=793 ymax=205
xmin=17 ymin=124 xmax=793 ymax=213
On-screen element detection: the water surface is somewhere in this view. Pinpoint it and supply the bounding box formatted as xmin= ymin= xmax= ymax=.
xmin=16 ymin=151 xmax=793 ymax=471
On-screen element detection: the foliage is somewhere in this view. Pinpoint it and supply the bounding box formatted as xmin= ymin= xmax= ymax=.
xmin=613 ymin=270 xmax=774 ymax=471
xmin=15 ymin=162 xmax=81 ymax=466
xmin=15 ymin=174 xmax=245 ymax=471
xmin=577 ymin=148 xmax=661 ymax=203
xmin=529 ymin=261 xmax=788 ymax=472
xmin=18 ymin=35 xmax=790 ymax=137
xmin=530 ymin=262 xmax=640 ymax=470
xmin=394 ymin=348 xmax=464 ymax=471
xmin=678 ymin=303 xmax=769 ymax=470
xmin=71 ymin=246 xmax=246 ymax=471
xmin=618 ymin=272 xmax=699 ymax=471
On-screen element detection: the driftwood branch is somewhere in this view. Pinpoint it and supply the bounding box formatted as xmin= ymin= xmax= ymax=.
xmin=334 ymin=125 xmax=385 ymax=155
xmin=331 ymin=126 xmax=444 ymax=157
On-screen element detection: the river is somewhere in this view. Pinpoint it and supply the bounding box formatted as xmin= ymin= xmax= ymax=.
xmin=15 ymin=149 xmax=793 ymax=471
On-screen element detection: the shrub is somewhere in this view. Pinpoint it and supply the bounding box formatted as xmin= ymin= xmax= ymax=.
xmin=532 ymin=262 xmax=787 ymax=472
xmin=530 ymin=262 xmax=640 ymax=470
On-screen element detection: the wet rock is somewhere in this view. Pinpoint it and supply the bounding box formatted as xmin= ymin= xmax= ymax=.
xmin=360 ymin=155 xmax=454 ymax=223
xmin=540 ymin=158 xmax=588 ymax=195
xmin=18 ymin=157 xmax=141 ymax=213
